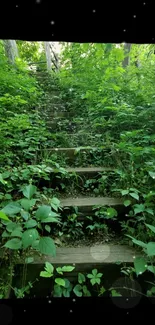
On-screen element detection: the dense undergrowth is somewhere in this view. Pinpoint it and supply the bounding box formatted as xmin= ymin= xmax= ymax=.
xmin=0 ymin=41 xmax=155 ymax=298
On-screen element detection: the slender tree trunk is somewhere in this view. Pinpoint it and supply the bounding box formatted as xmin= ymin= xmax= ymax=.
xmin=44 ymin=42 xmax=51 ymax=72
xmin=3 ymin=40 xmax=19 ymax=64
xmin=122 ymin=43 xmax=132 ymax=68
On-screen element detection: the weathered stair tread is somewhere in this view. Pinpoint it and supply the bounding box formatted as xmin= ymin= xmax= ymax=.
xmin=31 ymin=245 xmax=138 ymax=264
xmin=66 ymin=167 xmax=113 ymax=173
xmin=60 ymin=197 xmax=122 ymax=207
xmin=38 ymin=147 xmax=103 ymax=152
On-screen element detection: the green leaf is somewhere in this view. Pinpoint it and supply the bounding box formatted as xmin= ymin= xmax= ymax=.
xmin=21 ymin=210 xmax=29 ymax=221
xmin=61 ymin=266 xmax=75 ymax=272
xmin=53 ymin=284 xmax=63 ymax=297
xmin=6 ymin=222 xmax=22 ymax=233
xmin=149 ymin=171 xmax=155 ymax=179
xmin=11 ymin=230 xmax=22 ymax=238
xmin=83 ymin=285 xmax=91 ymax=296
xmin=56 ymin=267 xmax=63 ymax=275
xmin=124 ymin=200 xmax=131 ymax=207
xmin=134 ymin=204 xmax=145 ymax=214
xmin=147 ymin=265 xmax=155 ymax=274
xmin=40 ymin=271 xmax=52 ymax=278
xmin=145 ymin=224 xmax=155 ymax=234
xmin=22 ymin=229 xmax=39 ymax=248
xmin=121 ymin=190 xmax=129 ymax=196
xmin=22 ymin=184 xmax=37 ymax=199
xmin=111 ymin=289 xmax=122 ymax=297
xmin=38 ymin=237 xmax=56 ymax=256
xmin=40 ymin=216 xmax=60 ymax=223
xmin=130 ymin=192 xmax=139 ymax=200
xmin=24 ymin=219 xmax=37 ymax=228
xmin=2 ymin=231 xmax=10 ymax=238
xmin=25 ymin=257 xmax=34 ymax=264
xmin=92 ymin=269 xmax=98 ymax=276
xmin=50 ymin=197 xmax=60 ymax=211
xmin=106 ymin=208 xmax=117 ymax=218
xmin=126 ymin=235 xmax=147 ymax=249
xmin=0 ymin=211 xmax=10 ymax=221
xmin=20 ymin=199 xmax=36 ymax=211
xmin=55 ymin=278 xmax=66 ymax=287
xmin=45 ymin=225 xmax=51 ymax=233
xmin=45 ymin=262 xmax=54 ymax=274
xmin=90 ymin=278 xmax=100 ymax=285
xmin=2 ymin=202 xmax=21 ymax=215
xmin=134 ymin=257 xmax=147 ymax=276
xmin=73 ymin=284 xmax=82 ymax=297
xmin=4 ymin=238 xmax=22 ymax=250
xmin=147 ymin=242 xmax=155 ymax=257
xmin=0 ymin=173 xmax=7 ymax=185
xmin=36 ymin=205 xmax=59 ymax=221
xmin=78 ymin=273 xmax=86 ymax=284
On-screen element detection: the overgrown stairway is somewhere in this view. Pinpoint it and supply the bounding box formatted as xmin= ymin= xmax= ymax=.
xmin=14 ymin=71 xmax=139 ymax=297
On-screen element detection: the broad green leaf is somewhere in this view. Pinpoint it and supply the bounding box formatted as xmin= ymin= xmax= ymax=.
xmin=0 ymin=211 xmax=10 ymax=221
xmin=10 ymin=230 xmax=22 ymax=238
xmin=78 ymin=273 xmax=86 ymax=284
xmin=25 ymin=257 xmax=34 ymax=264
xmin=50 ymin=197 xmax=60 ymax=211
xmin=121 ymin=190 xmax=129 ymax=196
xmin=134 ymin=257 xmax=147 ymax=276
xmin=2 ymin=202 xmax=21 ymax=215
xmin=38 ymin=237 xmax=56 ymax=256
xmin=61 ymin=266 xmax=75 ymax=272
xmin=73 ymin=284 xmax=82 ymax=297
xmin=40 ymin=271 xmax=52 ymax=278
xmin=130 ymin=192 xmax=139 ymax=200
xmin=55 ymin=278 xmax=65 ymax=287
xmin=32 ymin=239 xmax=39 ymax=249
xmin=147 ymin=242 xmax=155 ymax=257
xmin=124 ymin=200 xmax=131 ymax=207
xmin=22 ymin=184 xmax=37 ymax=199
xmin=45 ymin=225 xmax=51 ymax=233
xmin=22 ymin=229 xmax=39 ymax=249
xmin=45 ymin=262 xmax=54 ymax=274
xmin=4 ymin=238 xmax=22 ymax=250
xmin=6 ymin=222 xmax=22 ymax=233
xmin=134 ymin=204 xmax=145 ymax=214
xmin=36 ymin=205 xmax=59 ymax=221
xmin=20 ymin=199 xmax=36 ymax=211
xmin=145 ymin=224 xmax=155 ymax=234
xmin=24 ymin=219 xmax=37 ymax=228
xmin=90 ymin=278 xmax=100 ymax=285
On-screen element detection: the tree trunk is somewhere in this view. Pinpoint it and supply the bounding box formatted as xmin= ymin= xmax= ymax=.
xmin=3 ymin=40 xmax=19 ymax=64
xmin=122 ymin=43 xmax=132 ymax=68
xmin=44 ymin=42 xmax=52 ymax=72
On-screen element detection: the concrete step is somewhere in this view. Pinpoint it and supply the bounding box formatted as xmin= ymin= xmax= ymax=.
xmin=66 ymin=167 xmax=113 ymax=174
xmin=60 ymin=197 xmax=123 ymax=213
xmin=21 ymin=244 xmax=138 ymax=265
